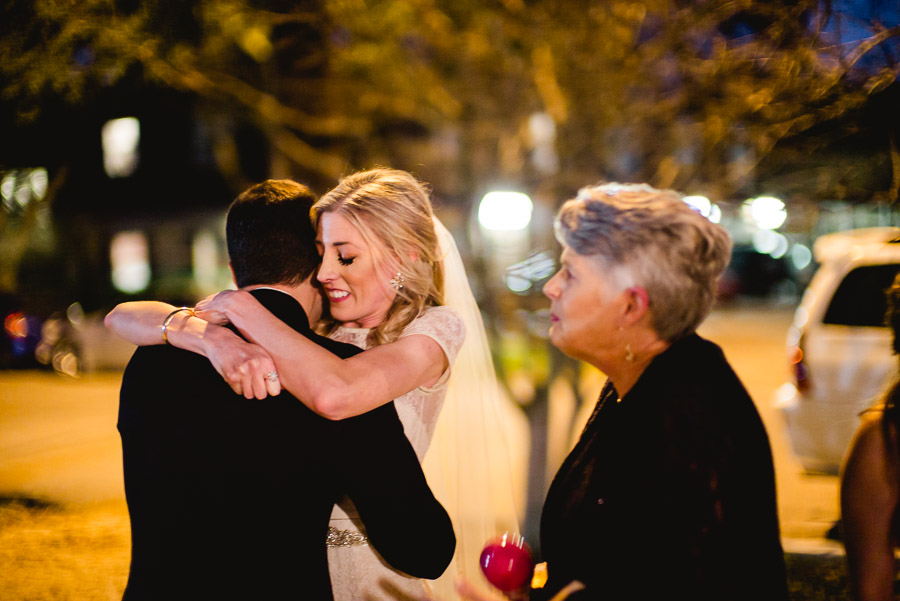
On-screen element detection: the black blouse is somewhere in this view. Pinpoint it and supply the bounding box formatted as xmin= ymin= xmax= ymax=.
xmin=539 ymin=334 xmax=788 ymax=601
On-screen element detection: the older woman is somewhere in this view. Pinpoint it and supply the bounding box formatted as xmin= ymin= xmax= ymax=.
xmin=536 ymin=183 xmax=788 ymax=600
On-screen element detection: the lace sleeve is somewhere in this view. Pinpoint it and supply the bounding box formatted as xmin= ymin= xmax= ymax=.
xmin=399 ymin=306 xmax=466 ymax=392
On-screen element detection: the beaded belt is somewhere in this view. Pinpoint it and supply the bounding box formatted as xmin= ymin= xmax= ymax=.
xmin=326 ymin=526 xmax=369 ymax=548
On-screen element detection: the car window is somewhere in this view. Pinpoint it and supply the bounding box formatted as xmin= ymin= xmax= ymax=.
xmin=823 ymin=263 xmax=900 ymax=327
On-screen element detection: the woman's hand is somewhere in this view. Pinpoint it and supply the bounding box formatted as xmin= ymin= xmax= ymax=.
xmin=194 ymin=289 xmax=248 ymax=326
xmin=203 ymin=325 xmax=282 ymax=399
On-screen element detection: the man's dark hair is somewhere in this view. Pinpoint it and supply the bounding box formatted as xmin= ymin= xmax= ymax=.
xmin=226 ymin=180 xmax=319 ymax=288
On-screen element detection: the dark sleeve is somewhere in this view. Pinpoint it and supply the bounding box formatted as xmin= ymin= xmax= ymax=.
xmin=653 ymin=368 xmax=788 ymax=601
xmin=335 ymin=404 xmax=456 ymax=579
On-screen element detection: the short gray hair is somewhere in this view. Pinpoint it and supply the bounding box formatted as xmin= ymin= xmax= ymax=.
xmin=554 ymin=182 xmax=732 ymax=341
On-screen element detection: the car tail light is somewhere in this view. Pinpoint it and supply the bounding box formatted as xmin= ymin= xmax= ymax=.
xmin=4 ymin=312 xmax=27 ymax=339
xmin=789 ymin=337 xmax=809 ymax=393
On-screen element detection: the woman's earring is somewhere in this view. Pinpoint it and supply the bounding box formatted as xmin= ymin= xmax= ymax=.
xmin=389 ymin=272 xmax=405 ymax=291
xmin=625 ymin=343 xmax=635 ymax=362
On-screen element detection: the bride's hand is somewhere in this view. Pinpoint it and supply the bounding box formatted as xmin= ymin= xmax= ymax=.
xmin=194 ymin=289 xmax=245 ymax=325
xmin=204 ymin=326 xmax=281 ymax=399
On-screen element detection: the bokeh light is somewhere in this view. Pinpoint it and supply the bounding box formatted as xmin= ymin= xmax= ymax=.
xmin=110 ymin=230 xmax=151 ymax=293
xmin=478 ymin=191 xmax=533 ymax=231
xmin=102 ymin=117 xmax=141 ymax=178
xmin=743 ymin=196 xmax=787 ymax=230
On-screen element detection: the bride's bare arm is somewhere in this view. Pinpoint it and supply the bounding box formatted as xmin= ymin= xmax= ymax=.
xmin=195 ymin=290 xmax=449 ymax=420
xmin=105 ymin=301 xmax=202 ymax=349
xmin=104 ymin=301 xmax=280 ymax=399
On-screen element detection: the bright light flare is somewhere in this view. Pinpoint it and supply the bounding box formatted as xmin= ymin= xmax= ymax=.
xmin=683 ymin=195 xmax=711 ymax=217
xmin=743 ymin=196 xmax=787 ymax=230
xmin=478 ymin=191 xmax=534 ymax=232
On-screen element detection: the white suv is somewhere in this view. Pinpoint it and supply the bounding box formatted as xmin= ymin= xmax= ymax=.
xmin=777 ymin=227 xmax=900 ymax=474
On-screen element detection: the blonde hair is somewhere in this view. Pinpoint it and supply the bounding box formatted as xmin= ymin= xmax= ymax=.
xmin=311 ymin=168 xmax=444 ymax=345
xmin=554 ymin=182 xmax=732 ymax=341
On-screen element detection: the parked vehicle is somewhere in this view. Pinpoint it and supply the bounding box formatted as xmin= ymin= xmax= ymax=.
xmin=36 ymin=302 xmax=136 ymax=376
xmin=776 ymin=227 xmax=900 ymax=474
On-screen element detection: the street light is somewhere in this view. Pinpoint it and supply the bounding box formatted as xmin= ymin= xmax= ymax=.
xmin=476 ymin=190 xmax=535 ymax=291
xmin=478 ymin=191 xmax=533 ymax=232
xmin=743 ymin=196 xmax=787 ymax=230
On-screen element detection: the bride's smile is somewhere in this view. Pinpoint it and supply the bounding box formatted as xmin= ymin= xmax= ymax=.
xmin=316 ymin=211 xmax=397 ymax=329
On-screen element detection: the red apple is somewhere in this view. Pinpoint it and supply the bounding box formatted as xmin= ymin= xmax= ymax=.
xmin=479 ymin=533 xmax=533 ymax=592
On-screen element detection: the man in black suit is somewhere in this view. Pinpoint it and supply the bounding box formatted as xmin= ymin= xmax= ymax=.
xmin=115 ymin=180 xmax=455 ymax=600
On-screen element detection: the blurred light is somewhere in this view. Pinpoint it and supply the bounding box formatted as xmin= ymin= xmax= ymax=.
xmin=752 ymin=230 xmax=789 ymax=258
xmin=506 ymin=273 xmax=532 ymax=293
xmin=708 ymin=204 xmax=722 ymax=224
xmin=29 ymin=168 xmax=48 ymax=199
xmin=4 ymin=312 xmax=27 ymax=339
xmin=529 ymin=112 xmax=556 ymax=145
xmin=41 ymin=318 xmax=63 ymax=345
xmin=35 ymin=341 xmax=52 ymax=365
xmin=67 ymin=302 xmax=85 ymax=326
xmin=14 ymin=181 xmax=30 ymax=207
xmin=102 ymin=117 xmax=140 ymax=178
xmin=192 ymin=229 xmax=221 ymax=295
xmin=0 ymin=172 xmax=14 ymax=202
xmin=770 ymin=233 xmax=789 ymax=259
xmin=773 ymin=382 xmax=798 ymax=409
xmin=241 ymin=26 xmax=273 ymax=62
xmin=791 ymin=244 xmax=812 ymax=270
xmin=752 ymin=229 xmax=779 ymax=254
xmin=528 ymin=112 xmax=559 ymax=175
xmin=683 ymin=195 xmax=711 ymax=217
xmin=743 ymin=196 xmax=787 ymax=230
xmin=110 ymin=230 xmax=151 ymax=293
xmin=504 ymin=250 xmax=557 ymax=294
xmin=478 ymin=191 xmax=533 ymax=231
xmin=53 ymin=350 xmax=80 ymax=377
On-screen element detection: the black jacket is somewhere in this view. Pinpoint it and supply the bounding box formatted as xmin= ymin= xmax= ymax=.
xmin=118 ymin=289 xmax=455 ymax=600
xmin=540 ymin=334 xmax=787 ymax=601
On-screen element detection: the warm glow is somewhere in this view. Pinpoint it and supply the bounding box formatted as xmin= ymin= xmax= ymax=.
xmin=4 ymin=312 xmax=28 ymax=339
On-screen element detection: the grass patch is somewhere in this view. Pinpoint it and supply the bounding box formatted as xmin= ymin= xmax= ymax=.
xmin=785 ymin=551 xmax=850 ymax=601
xmin=0 ymin=497 xmax=129 ymax=601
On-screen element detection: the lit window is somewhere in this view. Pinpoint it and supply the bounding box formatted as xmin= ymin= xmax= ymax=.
xmin=102 ymin=117 xmax=140 ymax=178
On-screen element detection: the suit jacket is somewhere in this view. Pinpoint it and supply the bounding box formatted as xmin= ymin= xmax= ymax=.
xmin=118 ymin=288 xmax=455 ymax=601
xmin=540 ymin=334 xmax=787 ymax=601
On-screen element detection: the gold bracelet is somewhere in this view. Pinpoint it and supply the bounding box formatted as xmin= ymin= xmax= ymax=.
xmin=161 ymin=307 xmax=194 ymax=345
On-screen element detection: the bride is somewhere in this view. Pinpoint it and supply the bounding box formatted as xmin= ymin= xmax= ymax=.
xmin=106 ymin=168 xmax=519 ymax=600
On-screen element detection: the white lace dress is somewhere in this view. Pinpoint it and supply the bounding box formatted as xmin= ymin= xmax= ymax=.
xmin=326 ymin=305 xmax=466 ymax=601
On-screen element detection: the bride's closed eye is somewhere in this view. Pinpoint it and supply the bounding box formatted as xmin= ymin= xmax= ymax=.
xmin=337 ymin=254 xmax=355 ymax=266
